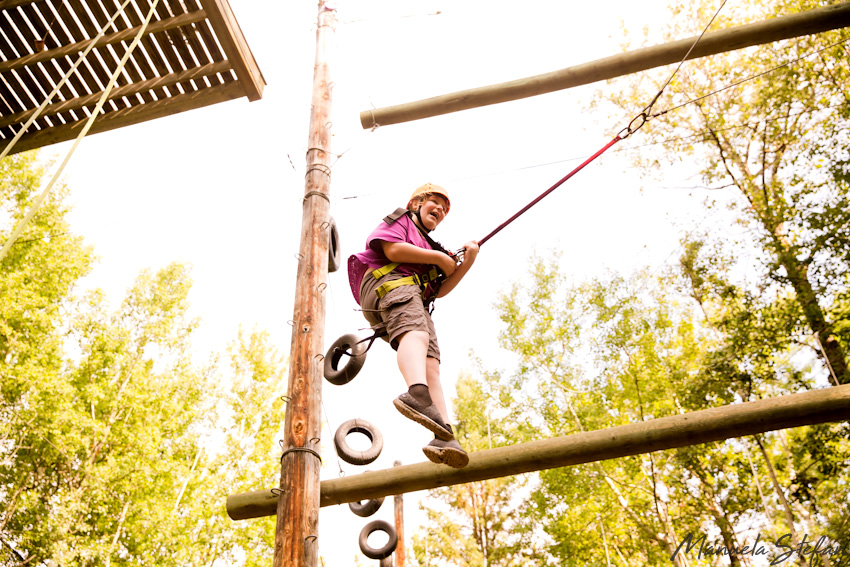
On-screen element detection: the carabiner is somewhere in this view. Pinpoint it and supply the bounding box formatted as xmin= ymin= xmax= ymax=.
xmin=453 ymin=247 xmax=466 ymax=264
xmin=617 ymin=112 xmax=648 ymax=140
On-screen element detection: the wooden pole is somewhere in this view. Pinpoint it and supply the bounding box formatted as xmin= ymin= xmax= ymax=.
xmin=229 ymin=384 xmax=850 ymax=520
xmin=393 ymin=461 xmax=405 ymax=567
xmin=359 ymin=2 xmax=850 ymax=128
xmin=273 ymin=3 xmax=334 ymax=567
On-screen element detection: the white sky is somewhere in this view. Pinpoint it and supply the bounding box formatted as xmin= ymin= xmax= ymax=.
xmin=33 ymin=0 xmax=741 ymax=563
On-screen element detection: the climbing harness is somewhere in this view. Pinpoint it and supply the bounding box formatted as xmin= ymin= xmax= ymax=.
xmin=369 ymin=207 xmax=455 ymax=303
xmin=371 ymin=262 xmax=441 ymax=299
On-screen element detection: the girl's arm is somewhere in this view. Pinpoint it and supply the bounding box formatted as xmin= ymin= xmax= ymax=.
xmin=435 ymin=240 xmax=479 ymax=297
xmin=381 ymin=241 xmax=457 ymax=276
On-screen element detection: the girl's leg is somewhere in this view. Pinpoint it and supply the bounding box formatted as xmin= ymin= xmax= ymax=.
xmin=425 ymin=356 xmax=449 ymax=423
xmin=393 ymin=331 xmax=453 ymax=441
xmin=395 ymin=330 xmax=429 ymax=387
xmin=421 ymin=356 xmax=468 ymax=468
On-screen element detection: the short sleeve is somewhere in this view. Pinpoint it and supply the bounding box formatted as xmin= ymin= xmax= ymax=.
xmin=366 ymin=216 xmax=409 ymax=254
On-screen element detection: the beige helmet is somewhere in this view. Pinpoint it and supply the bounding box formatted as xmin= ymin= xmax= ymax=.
xmin=407 ymin=183 xmax=450 ymax=215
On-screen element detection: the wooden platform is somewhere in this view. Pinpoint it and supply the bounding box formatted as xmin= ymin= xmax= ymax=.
xmin=0 ymin=0 xmax=265 ymax=154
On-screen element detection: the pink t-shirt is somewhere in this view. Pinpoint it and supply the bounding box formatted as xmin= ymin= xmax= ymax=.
xmin=348 ymin=212 xmax=437 ymax=305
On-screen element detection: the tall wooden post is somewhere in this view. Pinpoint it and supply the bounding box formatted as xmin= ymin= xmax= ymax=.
xmin=273 ymin=2 xmax=335 ymax=567
xmin=393 ymin=461 xmax=405 ymax=567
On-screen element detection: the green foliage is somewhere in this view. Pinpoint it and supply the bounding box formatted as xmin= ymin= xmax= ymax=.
xmin=469 ymin=248 xmax=847 ymax=565
xmin=412 ymin=1 xmax=850 ymax=564
xmin=1 ymin=152 xmax=94 ymax=404
xmin=411 ymin=372 xmax=542 ymax=567
xmin=1 ymin=151 xmax=287 ymax=566
xmin=495 ymin=258 xmax=717 ymax=565
xmin=594 ymin=2 xmax=850 ymax=557
xmin=608 ymin=0 xmax=850 ymax=383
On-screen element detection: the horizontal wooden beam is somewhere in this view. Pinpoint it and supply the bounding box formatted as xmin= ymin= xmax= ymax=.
xmin=359 ymin=2 xmax=850 ymax=128
xmin=198 ymin=0 xmax=264 ymax=101
xmin=0 ymin=10 xmax=208 ymax=74
xmin=0 ymin=0 xmax=39 ymax=10
xmin=227 ymin=384 xmax=850 ymax=520
xmin=5 ymin=80 xmax=245 ymax=155
xmin=0 ymin=60 xmax=232 ymax=129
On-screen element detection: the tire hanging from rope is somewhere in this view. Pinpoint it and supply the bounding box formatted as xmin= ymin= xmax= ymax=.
xmin=349 ymin=497 xmax=384 ymax=517
xmin=334 ymin=418 xmax=383 ymax=465
xmin=358 ymin=520 xmax=398 ymax=560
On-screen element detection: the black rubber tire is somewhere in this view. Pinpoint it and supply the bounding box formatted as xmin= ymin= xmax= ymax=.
xmin=349 ymin=497 xmax=384 ymax=517
xmin=358 ymin=520 xmax=398 ymax=560
xmin=324 ymin=333 xmax=367 ymax=386
xmin=334 ymin=418 xmax=383 ymax=466
xmin=328 ymin=216 xmax=341 ymax=273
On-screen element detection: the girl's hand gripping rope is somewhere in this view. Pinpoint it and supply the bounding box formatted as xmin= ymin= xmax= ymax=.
xmin=434 ymin=249 xmax=458 ymax=278
xmin=449 ymin=240 xmax=479 ymax=267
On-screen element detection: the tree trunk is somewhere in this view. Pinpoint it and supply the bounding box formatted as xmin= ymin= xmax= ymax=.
xmin=754 ymin=435 xmax=809 ymax=567
xmin=708 ymin=127 xmax=849 ymax=385
xmin=692 ymin=466 xmax=744 ymax=567
xmin=563 ymin=389 xmax=684 ymax=565
xmin=775 ymin=244 xmax=847 ymax=384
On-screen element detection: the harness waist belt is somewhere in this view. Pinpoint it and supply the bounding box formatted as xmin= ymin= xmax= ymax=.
xmin=372 ymin=264 xmax=440 ymax=299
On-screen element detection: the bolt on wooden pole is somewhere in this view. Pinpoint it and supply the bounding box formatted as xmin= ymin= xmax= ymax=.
xmin=273 ymin=2 xmax=335 ymax=567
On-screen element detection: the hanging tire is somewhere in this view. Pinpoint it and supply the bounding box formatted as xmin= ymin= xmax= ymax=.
xmin=358 ymin=519 xmax=398 ymax=560
xmin=328 ymin=216 xmax=341 ymax=273
xmin=349 ymin=497 xmax=384 ymax=517
xmin=334 ymin=418 xmax=383 ymax=466
xmin=324 ymin=333 xmax=367 ymax=386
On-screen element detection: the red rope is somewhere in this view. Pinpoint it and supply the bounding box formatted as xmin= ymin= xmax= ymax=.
xmin=478 ymin=135 xmax=623 ymax=247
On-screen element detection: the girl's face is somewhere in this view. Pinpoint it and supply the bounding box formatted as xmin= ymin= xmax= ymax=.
xmin=416 ymin=194 xmax=448 ymax=230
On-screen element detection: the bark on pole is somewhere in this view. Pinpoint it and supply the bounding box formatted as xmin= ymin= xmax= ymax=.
xmin=273 ymin=3 xmax=334 ymax=567
xmin=359 ymin=2 xmax=850 ymax=129
xmin=230 ymin=384 xmax=850 ymax=520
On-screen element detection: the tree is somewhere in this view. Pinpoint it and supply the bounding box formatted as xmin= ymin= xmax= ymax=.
xmin=194 ymin=328 xmax=287 ymax=567
xmin=597 ymin=0 xmax=850 ymax=557
xmin=486 ymin=253 xmax=845 ymax=566
xmin=1 ymin=151 xmax=95 ymax=564
xmin=1 ymin=152 xmax=289 ymax=566
xmin=606 ymin=0 xmax=850 ymax=384
xmin=493 ymin=256 xmax=719 ymax=566
xmin=411 ymin=371 xmax=542 ymax=567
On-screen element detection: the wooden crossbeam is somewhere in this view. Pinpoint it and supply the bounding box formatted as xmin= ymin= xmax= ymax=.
xmin=227 ymin=384 xmax=850 ymax=520
xmin=198 ymin=0 xmax=264 ymax=101
xmin=359 ymin=2 xmax=850 ymax=128
xmin=8 ymin=80 xmax=245 ymax=154
xmin=0 ymin=10 xmax=208 ymax=74
xmin=0 ymin=61 xmax=232 ymax=129
xmin=0 ymin=0 xmax=40 ymax=10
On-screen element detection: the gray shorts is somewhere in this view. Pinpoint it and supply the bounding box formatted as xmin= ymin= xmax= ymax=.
xmin=360 ymin=271 xmax=440 ymax=361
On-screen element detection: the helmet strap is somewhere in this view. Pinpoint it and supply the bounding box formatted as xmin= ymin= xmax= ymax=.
xmin=413 ymin=206 xmax=432 ymax=233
